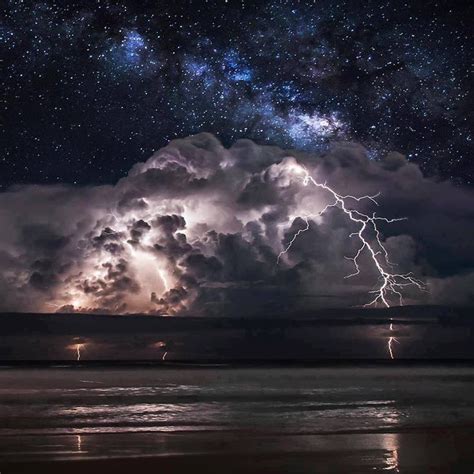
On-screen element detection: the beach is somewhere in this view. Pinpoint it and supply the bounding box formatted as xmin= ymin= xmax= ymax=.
xmin=2 ymin=429 xmax=474 ymax=473
xmin=0 ymin=365 xmax=473 ymax=472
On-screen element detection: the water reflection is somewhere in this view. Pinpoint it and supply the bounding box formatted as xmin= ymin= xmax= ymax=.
xmin=379 ymin=398 xmax=401 ymax=472
xmin=76 ymin=434 xmax=82 ymax=452
xmin=381 ymin=433 xmax=400 ymax=472
xmin=2 ymin=367 xmax=474 ymax=467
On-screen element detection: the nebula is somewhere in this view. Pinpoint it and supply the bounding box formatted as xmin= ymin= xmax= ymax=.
xmin=0 ymin=134 xmax=473 ymax=315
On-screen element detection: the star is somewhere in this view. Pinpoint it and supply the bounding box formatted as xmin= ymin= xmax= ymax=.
xmin=1 ymin=0 xmax=472 ymax=186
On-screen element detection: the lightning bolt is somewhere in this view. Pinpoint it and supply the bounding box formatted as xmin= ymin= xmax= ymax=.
xmin=75 ymin=343 xmax=84 ymax=361
xmin=387 ymin=322 xmax=399 ymax=360
xmin=278 ymin=164 xmax=425 ymax=359
xmin=158 ymin=268 xmax=169 ymax=293
xmin=153 ymin=341 xmax=168 ymax=361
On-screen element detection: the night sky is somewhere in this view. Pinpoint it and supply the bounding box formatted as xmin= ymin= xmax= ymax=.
xmin=1 ymin=0 xmax=474 ymax=318
xmin=2 ymin=0 xmax=473 ymax=188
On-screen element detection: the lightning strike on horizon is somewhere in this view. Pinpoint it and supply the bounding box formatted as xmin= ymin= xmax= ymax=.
xmin=278 ymin=163 xmax=425 ymax=359
xmin=153 ymin=341 xmax=168 ymax=361
xmin=75 ymin=343 xmax=84 ymax=361
xmin=387 ymin=322 xmax=399 ymax=360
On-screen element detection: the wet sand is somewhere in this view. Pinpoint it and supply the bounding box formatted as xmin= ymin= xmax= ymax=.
xmin=2 ymin=428 xmax=474 ymax=473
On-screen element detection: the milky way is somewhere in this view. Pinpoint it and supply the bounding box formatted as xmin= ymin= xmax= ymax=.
xmin=2 ymin=0 xmax=472 ymax=187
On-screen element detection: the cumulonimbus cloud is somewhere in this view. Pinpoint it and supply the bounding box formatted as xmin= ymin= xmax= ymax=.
xmin=0 ymin=133 xmax=472 ymax=315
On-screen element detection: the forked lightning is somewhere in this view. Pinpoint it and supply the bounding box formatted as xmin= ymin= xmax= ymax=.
xmin=278 ymin=163 xmax=425 ymax=358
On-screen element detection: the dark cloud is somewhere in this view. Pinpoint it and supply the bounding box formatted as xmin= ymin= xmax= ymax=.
xmin=128 ymin=219 xmax=151 ymax=246
xmin=0 ymin=134 xmax=472 ymax=315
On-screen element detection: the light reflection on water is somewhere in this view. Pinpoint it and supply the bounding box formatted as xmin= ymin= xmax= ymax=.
xmin=381 ymin=427 xmax=400 ymax=472
xmin=76 ymin=434 xmax=83 ymax=453
xmin=0 ymin=367 xmax=474 ymax=435
xmin=2 ymin=400 xmax=406 ymax=435
xmin=0 ymin=367 xmax=473 ymax=437
xmin=0 ymin=367 xmax=473 ymax=469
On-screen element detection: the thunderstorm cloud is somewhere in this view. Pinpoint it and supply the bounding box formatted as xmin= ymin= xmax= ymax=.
xmin=0 ymin=134 xmax=473 ymax=315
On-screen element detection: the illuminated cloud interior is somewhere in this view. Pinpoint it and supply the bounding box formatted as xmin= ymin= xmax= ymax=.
xmin=0 ymin=134 xmax=472 ymax=315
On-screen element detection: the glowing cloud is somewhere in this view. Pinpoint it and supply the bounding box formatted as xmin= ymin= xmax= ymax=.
xmin=0 ymin=134 xmax=472 ymax=316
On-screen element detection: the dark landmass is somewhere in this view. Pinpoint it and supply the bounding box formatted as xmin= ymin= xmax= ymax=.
xmin=2 ymin=359 xmax=474 ymax=368
xmin=1 ymin=305 xmax=472 ymax=337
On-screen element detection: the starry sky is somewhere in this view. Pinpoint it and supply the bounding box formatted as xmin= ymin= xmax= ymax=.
xmin=2 ymin=0 xmax=473 ymax=188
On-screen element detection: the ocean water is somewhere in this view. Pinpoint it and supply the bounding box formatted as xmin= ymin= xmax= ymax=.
xmin=0 ymin=365 xmax=473 ymax=464
xmin=1 ymin=366 xmax=474 ymax=435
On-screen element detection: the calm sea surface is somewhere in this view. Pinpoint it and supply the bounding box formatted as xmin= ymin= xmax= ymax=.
xmin=0 ymin=365 xmax=473 ymax=465
xmin=1 ymin=366 xmax=474 ymax=435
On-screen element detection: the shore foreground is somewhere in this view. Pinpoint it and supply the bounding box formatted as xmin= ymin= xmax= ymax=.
xmin=1 ymin=365 xmax=473 ymax=472
xmin=2 ymin=429 xmax=474 ymax=473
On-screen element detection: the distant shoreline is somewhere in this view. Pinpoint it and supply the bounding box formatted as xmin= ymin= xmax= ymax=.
xmin=1 ymin=359 xmax=474 ymax=367
xmin=1 ymin=305 xmax=473 ymax=337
